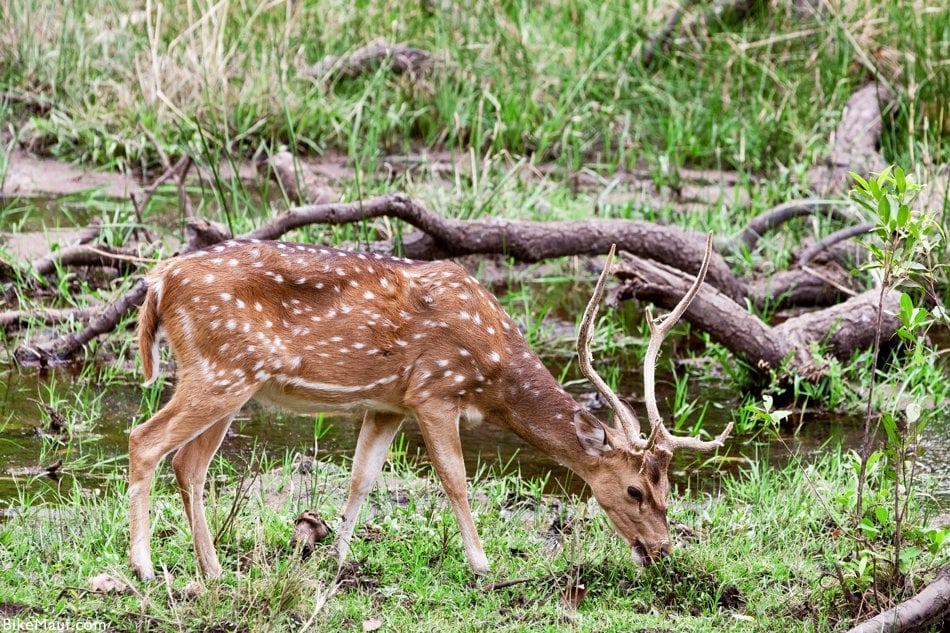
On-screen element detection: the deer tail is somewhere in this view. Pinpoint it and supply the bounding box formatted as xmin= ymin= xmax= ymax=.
xmin=138 ymin=274 xmax=164 ymax=387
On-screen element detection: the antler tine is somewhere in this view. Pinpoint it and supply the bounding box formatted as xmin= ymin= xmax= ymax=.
xmin=643 ymin=234 xmax=733 ymax=452
xmin=577 ymin=244 xmax=647 ymax=450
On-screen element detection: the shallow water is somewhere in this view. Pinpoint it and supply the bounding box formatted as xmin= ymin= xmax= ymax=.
xmin=1 ymin=361 xmax=946 ymax=508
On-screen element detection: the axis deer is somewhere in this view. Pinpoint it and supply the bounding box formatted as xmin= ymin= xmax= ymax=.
xmin=129 ymin=236 xmax=730 ymax=581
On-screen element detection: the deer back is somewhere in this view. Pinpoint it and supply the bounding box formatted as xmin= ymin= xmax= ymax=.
xmin=142 ymin=240 xmax=523 ymax=418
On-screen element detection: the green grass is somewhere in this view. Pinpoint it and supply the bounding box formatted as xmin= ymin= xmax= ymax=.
xmin=0 ymin=449 xmax=944 ymax=632
xmin=1 ymin=0 xmax=946 ymax=174
xmin=0 ymin=2 xmax=948 ymax=630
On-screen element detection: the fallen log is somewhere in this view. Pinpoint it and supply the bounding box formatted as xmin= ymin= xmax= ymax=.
xmin=614 ymin=252 xmax=900 ymax=375
xmin=13 ymin=219 xmax=230 ymax=365
xmin=243 ymin=193 xmax=746 ymax=301
xmin=845 ymin=567 xmax=950 ymax=633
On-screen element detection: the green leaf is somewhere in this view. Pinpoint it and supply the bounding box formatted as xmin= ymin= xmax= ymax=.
xmin=875 ymin=506 xmax=889 ymax=527
xmin=860 ymin=517 xmax=879 ymax=537
xmin=865 ymin=450 xmax=884 ymax=474
xmin=897 ymin=203 xmax=910 ymax=228
xmin=895 ymin=166 xmax=906 ymax=194
xmin=899 ymin=292 xmax=913 ymax=317
xmin=877 ymin=191 xmax=890 ymax=223
xmin=882 ymin=413 xmax=899 ymax=446
xmin=850 ymin=172 xmax=871 ymax=192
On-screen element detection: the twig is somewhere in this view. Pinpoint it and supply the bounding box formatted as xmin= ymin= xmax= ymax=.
xmin=482 ymin=577 xmax=535 ymax=591
xmin=641 ymin=0 xmax=698 ymax=67
xmin=31 ymin=244 xmax=145 ymax=277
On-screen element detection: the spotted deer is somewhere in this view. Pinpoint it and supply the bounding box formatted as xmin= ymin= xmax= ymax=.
xmin=129 ymin=236 xmax=731 ymax=581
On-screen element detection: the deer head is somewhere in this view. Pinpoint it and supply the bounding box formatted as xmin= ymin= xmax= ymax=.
xmin=573 ymin=235 xmax=732 ymax=565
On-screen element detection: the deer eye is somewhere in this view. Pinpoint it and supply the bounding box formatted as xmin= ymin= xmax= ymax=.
xmin=627 ymin=486 xmax=643 ymax=502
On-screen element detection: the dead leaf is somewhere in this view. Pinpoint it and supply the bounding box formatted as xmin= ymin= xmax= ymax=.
xmin=561 ymin=582 xmax=587 ymax=609
xmin=87 ymin=573 xmax=129 ymax=594
xmin=362 ymin=617 xmax=382 ymax=632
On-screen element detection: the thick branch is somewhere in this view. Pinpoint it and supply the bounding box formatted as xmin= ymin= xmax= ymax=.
xmin=797 ymin=223 xmax=874 ymax=265
xmin=746 ymin=261 xmax=860 ymax=310
xmin=615 ymin=254 xmax=901 ymax=375
xmin=0 ymin=305 xmax=100 ymax=330
xmin=248 ymin=193 xmax=746 ymax=300
xmin=733 ymin=199 xmax=856 ymax=251
xmin=845 ymin=567 xmax=950 ymax=633
xmin=615 ymin=253 xmax=790 ymax=370
xmin=31 ymin=244 xmax=142 ymax=277
xmin=13 ymin=220 xmax=231 ymax=365
xmin=807 ymin=83 xmax=894 ymax=194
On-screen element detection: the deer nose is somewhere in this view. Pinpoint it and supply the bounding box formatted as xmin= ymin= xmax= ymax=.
xmin=658 ymin=543 xmax=672 ymax=559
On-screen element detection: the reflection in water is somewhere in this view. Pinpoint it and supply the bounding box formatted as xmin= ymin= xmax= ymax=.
xmin=2 ymin=366 xmax=947 ymax=508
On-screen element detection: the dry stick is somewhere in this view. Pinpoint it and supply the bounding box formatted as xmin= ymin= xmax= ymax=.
xmin=483 ymin=577 xmax=535 ymax=591
xmin=302 ymin=41 xmax=432 ymax=80
xmin=175 ymin=156 xmax=195 ymax=219
xmin=845 ymin=567 xmax=950 ymax=633
xmin=641 ymin=0 xmax=698 ymax=67
xmin=31 ymin=244 xmax=143 ymax=277
xmin=130 ymin=155 xmax=192 ymax=242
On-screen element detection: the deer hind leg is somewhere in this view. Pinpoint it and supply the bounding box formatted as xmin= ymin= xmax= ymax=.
xmin=128 ymin=389 xmax=247 ymax=581
xmin=334 ymin=411 xmax=403 ymax=564
xmin=171 ymin=414 xmax=235 ymax=578
xmin=416 ymin=406 xmax=489 ymax=576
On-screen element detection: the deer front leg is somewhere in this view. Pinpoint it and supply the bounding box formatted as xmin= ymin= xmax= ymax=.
xmin=416 ymin=409 xmax=490 ymax=576
xmin=172 ymin=414 xmax=235 ymax=579
xmin=334 ymin=411 xmax=404 ymax=564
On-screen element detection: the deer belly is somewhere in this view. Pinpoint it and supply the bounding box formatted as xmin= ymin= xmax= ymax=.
xmin=252 ymin=375 xmax=407 ymax=415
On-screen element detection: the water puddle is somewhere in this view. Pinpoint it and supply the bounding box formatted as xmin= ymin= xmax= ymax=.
xmin=2 ymin=361 xmax=946 ymax=508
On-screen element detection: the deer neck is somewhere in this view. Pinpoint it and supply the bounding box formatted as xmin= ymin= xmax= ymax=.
xmin=494 ymin=339 xmax=600 ymax=478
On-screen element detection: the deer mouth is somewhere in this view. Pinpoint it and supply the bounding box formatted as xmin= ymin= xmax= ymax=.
xmin=631 ymin=541 xmax=651 ymax=566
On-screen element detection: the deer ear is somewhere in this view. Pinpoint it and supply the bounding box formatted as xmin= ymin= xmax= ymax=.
xmin=574 ymin=411 xmax=615 ymax=457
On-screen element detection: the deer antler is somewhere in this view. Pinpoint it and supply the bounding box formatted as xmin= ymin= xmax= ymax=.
xmin=577 ymin=244 xmax=648 ymax=450
xmin=643 ymin=234 xmax=733 ymax=452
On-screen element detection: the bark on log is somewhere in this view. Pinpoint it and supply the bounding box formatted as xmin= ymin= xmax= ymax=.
xmin=13 ymin=194 xmax=890 ymax=371
xmin=745 ymin=261 xmax=861 ymax=311
xmin=245 ymin=193 xmax=746 ymax=301
xmin=31 ymin=244 xmax=142 ymax=277
xmin=614 ymin=253 xmax=901 ymax=375
xmin=807 ymin=84 xmax=894 ymax=194
xmin=845 ymin=567 xmax=950 ymax=633
xmin=732 ymin=199 xmax=858 ymax=251
xmin=0 ymin=305 xmax=100 ymax=330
